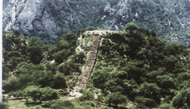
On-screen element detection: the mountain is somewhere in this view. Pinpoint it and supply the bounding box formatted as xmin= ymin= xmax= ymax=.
xmin=3 ymin=0 xmax=190 ymax=46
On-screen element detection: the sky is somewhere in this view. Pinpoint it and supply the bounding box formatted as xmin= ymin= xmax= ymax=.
xmin=0 ymin=0 xmax=3 ymax=103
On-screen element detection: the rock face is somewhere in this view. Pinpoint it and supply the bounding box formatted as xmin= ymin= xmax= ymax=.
xmin=3 ymin=0 xmax=60 ymax=38
xmin=3 ymin=0 xmax=190 ymax=46
xmin=3 ymin=0 xmax=120 ymax=38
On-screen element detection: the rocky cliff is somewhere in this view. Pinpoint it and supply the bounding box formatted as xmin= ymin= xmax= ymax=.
xmin=3 ymin=0 xmax=61 ymax=38
xmin=3 ymin=0 xmax=190 ymax=46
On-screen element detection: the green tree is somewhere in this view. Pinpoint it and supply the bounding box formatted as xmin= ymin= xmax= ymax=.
xmin=78 ymin=89 xmax=94 ymax=101
xmin=134 ymin=96 xmax=157 ymax=108
xmin=24 ymin=85 xmax=59 ymax=103
xmin=105 ymin=92 xmax=126 ymax=107
xmin=24 ymin=85 xmax=42 ymax=103
xmin=124 ymin=22 xmax=139 ymax=33
xmin=156 ymin=75 xmax=175 ymax=91
xmin=172 ymin=88 xmax=190 ymax=108
xmin=51 ymin=73 xmax=67 ymax=89
xmin=91 ymin=68 xmax=111 ymax=90
xmin=3 ymin=76 xmax=19 ymax=92
xmin=134 ymin=82 xmax=161 ymax=104
xmin=50 ymin=100 xmax=74 ymax=109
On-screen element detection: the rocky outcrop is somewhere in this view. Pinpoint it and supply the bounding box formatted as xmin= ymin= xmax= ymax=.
xmin=3 ymin=0 xmax=60 ymax=38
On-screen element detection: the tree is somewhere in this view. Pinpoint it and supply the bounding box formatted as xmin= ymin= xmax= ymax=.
xmin=134 ymin=96 xmax=157 ymax=108
xmin=124 ymin=22 xmax=139 ymax=33
xmin=3 ymin=76 xmax=19 ymax=92
xmin=156 ymin=75 xmax=175 ymax=91
xmin=51 ymin=73 xmax=67 ymax=89
xmin=172 ymin=88 xmax=190 ymax=108
xmin=78 ymin=89 xmax=94 ymax=101
xmin=91 ymin=68 xmax=111 ymax=90
xmin=24 ymin=85 xmax=59 ymax=103
xmin=134 ymin=82 xmax=161 ymax=104
xmin=105 ymin=92 xmax=126 ymax=107
xmin=41 ymin=87 xmax=59 ymax=101
xmin=51 ymin=100 xmax=74 ymax=109
xmin=24 ymin=85 xmax=42 ymax=103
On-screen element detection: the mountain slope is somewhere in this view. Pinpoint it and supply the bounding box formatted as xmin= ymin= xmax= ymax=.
xmin=3 ymin=0 xmax=190 ymax=46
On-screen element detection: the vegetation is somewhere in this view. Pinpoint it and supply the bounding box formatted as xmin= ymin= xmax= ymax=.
xmin=3 ymin=22 xmax=190 ymax=108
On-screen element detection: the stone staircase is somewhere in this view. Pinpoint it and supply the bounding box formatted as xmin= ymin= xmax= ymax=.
xmin=77 ymin=35 xmax=102 ymax=89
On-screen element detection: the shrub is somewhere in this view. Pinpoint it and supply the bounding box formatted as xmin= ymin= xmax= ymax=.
xmin=97 ymin=94 xmax=104 ymax=102
xmin=105 ymin=92 xmax=126 ymax=107
xmin=91 ymin=69 xmax=110 ymax=90
xmin=23 ymin=85 xmax=42 ymax=103
xmin=172 ymin=88 xmax=190 ymax=108
xmin=135 ymin=82 xmax=161 ymax=104
xmin=51 ymin=73 xmax=67 ymax=89
xmin=80 ymin=101 xmax=95 ymax=107
xmin=98 ymin=106 xmax=114 ymax=109
xmin=86 ymin=26 xmax=95 ymax=31
xmin=156 ymin=75 xmax=175 ymax=90
xmin=8 ymin=90 xmax=24 ymax=98
xmin=42 ymin=101 xmax=51 ymax=107
xmin=51 ymin=100 xmax=74 ymax=109
xmin=79 ymin=89 xmax=94 ymax=101
xmin=58 ymin=62 xmax=73 ymax=75
xmin=41 ymin=87 xmax=59 ymax=101
xmin=24 ymin=85 xmax=59 ymax=103
xmin=158 ymin=103 xmax=172 ymax=109
xmin=79 ymin=89 xmax=84 ymax=93
xmin=3 ymin=76 xmax=19 ymax=92
xmin=135 ymin=96 xmax=157 ymax=108
xmin=124 ymin=22 xmax=139 ymax=33
xmin=58 ymin=89 xmax=69 ymax=96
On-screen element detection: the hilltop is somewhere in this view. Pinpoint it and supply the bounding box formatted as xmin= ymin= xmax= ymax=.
xmin=2 ymin=23 xmax=190 ymax=108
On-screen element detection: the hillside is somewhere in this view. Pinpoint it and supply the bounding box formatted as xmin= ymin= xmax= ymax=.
xmin=2 ymin=23 xmax=190 ymax=109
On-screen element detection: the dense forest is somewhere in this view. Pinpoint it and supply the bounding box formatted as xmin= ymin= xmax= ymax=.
xmin=2 ymin=23 xmax=190 ymax=109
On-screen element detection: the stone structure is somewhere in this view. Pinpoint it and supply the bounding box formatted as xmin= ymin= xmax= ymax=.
xmin=77 ymin=35 xmax=102 ymax=89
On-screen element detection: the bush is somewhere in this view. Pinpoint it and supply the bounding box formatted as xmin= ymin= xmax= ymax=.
xmin=134 ymin=82 xmax=161 ymax=104
xmin=158 ymin=103 xmax=172 ymax=109
xmin=79 ymin=89 xmax=94 ymax=101
xmin=3 ymin=76 xmax=19 ymax=92
xmin=124 ymin=22 xmax=139 ymax=33
xmin=98 ymin=106 xmax=114 ymax=109
xmin=58 ymin=89 xmax=69 ymax=96
xmin=51 ymin=100 xmax=74 ymax=109
xmin=42 ymin=101 xmax=51 ymax=107
xmin=135 ymin=96 xmax=157 ymax=108
xmin=79 ymin=89 xmax=84 ymax=93
xmin=105 ymin=92 xmax=126 ymax=107
xmin=24 ymin=85 xmax=59 ymax=103
xmin=172 ymin=88 xmax=190 ymax=108
xmin=23 ymin=85 xmax=42 ymax=103
xmin=91 ymin=69 xmax=110 ymax=90
xmin=41 ymin=87 xmax=59 ymax=101
xmin=156 ymin=75 xmax=175 ymax=90
xmin=51 ymin=73 xmax=67 ymax=89
xmin=86 ymin=26 xmax=95 ymax=31
xmin=8 ymin=90 xmax=24 ymax=98
xmin=80 ymin=101 xmax=95 ymax=107
xmin=58 ymin=62 xmax=73 ymax=75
